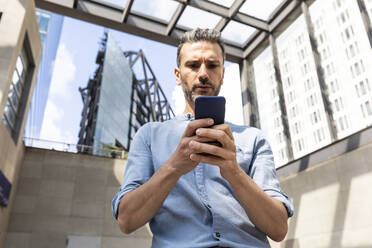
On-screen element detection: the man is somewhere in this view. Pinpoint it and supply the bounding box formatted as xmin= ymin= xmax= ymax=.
xmin=112 ymin=28 xmax=294 ymax=248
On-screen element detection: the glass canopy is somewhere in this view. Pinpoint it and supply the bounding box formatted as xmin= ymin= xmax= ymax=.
xmin=240 ymin=0 xmax=285 ymax=21
xmin=35 ymin=0 xmax=300 ymax=63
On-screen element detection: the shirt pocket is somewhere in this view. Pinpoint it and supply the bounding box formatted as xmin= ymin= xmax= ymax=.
xmin=236 ymin=145 xmax=253 ymax=173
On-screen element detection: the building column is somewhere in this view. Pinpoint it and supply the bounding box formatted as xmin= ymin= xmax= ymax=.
xmin=301 ymin=1 xmax=337 ymax=141
xmin=269 ymin=34 xmax=294 ymax=161
xmin=357 ymin=0 xmax=372 ymax=48
xmin=239 ymin=58 xmax=260 ymax=128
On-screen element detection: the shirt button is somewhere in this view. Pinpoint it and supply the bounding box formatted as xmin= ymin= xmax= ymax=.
xmin=207 ymin=204 xmax=211 ymax=208
xmin=215 ymin=232 xmax=221 ymax=238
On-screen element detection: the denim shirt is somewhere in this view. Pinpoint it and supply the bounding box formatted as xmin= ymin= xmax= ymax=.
xmin=112 ymin=115 xmax=294 ymax=248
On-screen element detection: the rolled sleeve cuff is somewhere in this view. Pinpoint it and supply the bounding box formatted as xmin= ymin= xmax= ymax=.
xmin=111 ymin=186 xmax=137 ymax=219
xmin=263 ymin=188 xmax=294 ymax=218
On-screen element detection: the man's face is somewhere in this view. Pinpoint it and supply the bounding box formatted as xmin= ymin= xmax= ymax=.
xmin=175 ymin=41 xmax=225 ymax=105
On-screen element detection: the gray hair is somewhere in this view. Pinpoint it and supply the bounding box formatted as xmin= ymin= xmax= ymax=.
xmin=176 ymin=28 xmax=225 ymax=67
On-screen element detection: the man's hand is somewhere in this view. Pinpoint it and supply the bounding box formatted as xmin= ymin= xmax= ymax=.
xmin=188 ymin=123 xmax=289 ymax=241
xmin=166 ymin=118 xmax=216 ymax=176
xmin=188 ymin=123 xmax=242 ymax=180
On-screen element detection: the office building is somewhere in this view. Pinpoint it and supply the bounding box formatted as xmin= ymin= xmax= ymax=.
xmin=78 ymin=31 xmax=174 ymax=156
xmin=255 ymin=0 xmax=372 ymax=165
xmin=24 ymin=10 xmax=63 ymax=140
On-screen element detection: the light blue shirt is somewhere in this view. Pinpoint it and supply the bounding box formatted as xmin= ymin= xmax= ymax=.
xmin=112 ymin=115 xmax=294 ymax=248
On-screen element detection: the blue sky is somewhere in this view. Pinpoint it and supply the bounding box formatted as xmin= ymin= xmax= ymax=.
xmin=39 ymin=12 xmax=243 ymax=145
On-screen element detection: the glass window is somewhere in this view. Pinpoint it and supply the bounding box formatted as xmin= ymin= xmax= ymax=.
xmin=366 ymin=101 xmax=372 ymax=116
xmin=131 ymin=0 xmax=178 ymax=22
xmin=361 ymin=104 xmax=366 ymax=118
xmin=239 ymin=0 xmax=284 ymax=21
xmin=360 ymin=81 xmax=366 ymax=95
xmin=2 ymin=46 xmax=31 ymax=143
xmin=178 ymin=6 xmax=221 ymax=30
xmin=221 ymin=20 xmax=255 ymax=45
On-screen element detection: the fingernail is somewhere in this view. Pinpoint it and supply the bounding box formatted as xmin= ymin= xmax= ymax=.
xmin=196 ymin=129 xmax=201 ymax=135
xmin=208 ymin=119 xmax=214 ymax=125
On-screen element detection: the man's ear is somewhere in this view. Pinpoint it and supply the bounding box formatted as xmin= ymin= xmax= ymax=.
xmin=175 ymin=67 xmax=181 ymax=86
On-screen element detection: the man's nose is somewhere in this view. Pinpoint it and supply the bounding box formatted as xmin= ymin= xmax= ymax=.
xmin=198 ymin=64 xmax=209 ymax=82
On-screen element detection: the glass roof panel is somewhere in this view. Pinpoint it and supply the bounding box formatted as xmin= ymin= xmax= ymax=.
xmin=221 ymin=20 xmax=256 ymax=45
xmin=206 ymin=0 xmax=235 ymax=8
xmin=131 ymin=0 xmax=179 ymax=22
xmin=239 ymin=0 xmax=284 ymax=21
xmin=178 ymin=6 xmax=221 ymax=30
xmin=98 ymin=0 xmax=128 ymax=8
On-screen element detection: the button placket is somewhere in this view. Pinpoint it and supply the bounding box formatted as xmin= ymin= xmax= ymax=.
xmin=194 ymin=164 xmax=211 ymax=209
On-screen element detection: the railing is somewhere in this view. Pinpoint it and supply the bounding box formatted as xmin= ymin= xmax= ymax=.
xmin=23 ymin=137 xmax=126 ymax=159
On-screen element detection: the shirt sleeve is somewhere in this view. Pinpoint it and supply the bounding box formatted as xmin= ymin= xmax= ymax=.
xmin=249 ymin=132 xmax=294 ymax=217
xmin=111 ymin=123 xmax=154 ymax=219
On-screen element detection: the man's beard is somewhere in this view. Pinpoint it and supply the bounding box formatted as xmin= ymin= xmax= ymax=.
xmin=181 ymin=78 xmax=223 ymax=105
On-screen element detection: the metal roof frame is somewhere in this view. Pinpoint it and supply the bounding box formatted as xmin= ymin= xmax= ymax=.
xmin=34 ymin=0 xmax=316 ymax=63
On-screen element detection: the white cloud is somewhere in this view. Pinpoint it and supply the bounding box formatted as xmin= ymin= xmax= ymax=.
xmin=40 ymin=101 xmax=75 ymax=144
xmin=39 ymin=43 xmax=77 ymax=145
xmin=220 ymin=63 xmax=244 ymax=125
xmin=170 ymin=63 xmax=244 ymax=125
xmin=172 ymin=85 xmax=186 ymax=115
xmin=48 ymin=43 xmax=76 ymax=99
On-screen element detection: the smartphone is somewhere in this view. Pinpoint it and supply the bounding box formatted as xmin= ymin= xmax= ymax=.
xmin=195 ymin=96 xmax=225 ymax=125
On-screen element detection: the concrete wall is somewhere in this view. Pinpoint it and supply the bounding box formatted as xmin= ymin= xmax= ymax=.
xmin=5 ymin=142 xmax=372 ymax=248
xmin=271 ymin=141 xmax=372 ymax=247
xmin=5 ymin=148 xmax=152 ymax=248
xmin=0 ymin=0 xmax=42 ymax=247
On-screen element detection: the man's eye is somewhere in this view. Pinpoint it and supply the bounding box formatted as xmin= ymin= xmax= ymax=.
xmin=188 ymin=64 xmax=199 ymax=69
xmin=207 ymin=64 xmax=218 ymax=69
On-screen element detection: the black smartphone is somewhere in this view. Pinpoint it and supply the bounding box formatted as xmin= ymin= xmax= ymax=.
xmin=195 ymin=96 xmax=225 ymax=125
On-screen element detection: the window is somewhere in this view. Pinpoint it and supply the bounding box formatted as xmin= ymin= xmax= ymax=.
xmin=319 ymin=33 xmax=324 ymax=44
xmin=366 ymin=79 xmax=371 ymax=91
xmin=360 ymin=59 xmax=365 ymax=72
xmin=361 ymin=104 xmax=366 ymax=118
xmin=355 ymin=62 xmax=361 ymax=76
xmin=311 ymin=110 xmax=321 ymax=124
xmin=340 ymin=12 xmax=346 ymax=23
xmin=280 ymin=149 xmax=285 ymax=160
xmin=294 ymin=122 xmax=300 ymax=134
xmin=366 ymin=101 xmax=372 ymax=116
xmin=339 ymin=117 xmax=345 ymax=131
xmin=330 ymin=81 xmax=335 ymax=93
xmin=360 ymin=81 xmax=367 ymax=95
xmin=286 ymin=76 xmax=292 ymax=87
xmin=347 ymin=43 xmax=356 ymax=58
xmin=2 ymin=37 xmax=33 ymax=143
xmin=344 ymin=116 xmax=349 ymax=129
xmin=335 ymin=99 xmax=340 ymax=111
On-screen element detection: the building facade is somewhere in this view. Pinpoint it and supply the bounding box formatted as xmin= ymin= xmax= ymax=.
xmin=254 ymin=0 xmax=372 ymax=167
xmin=24 ymin=10 xmax=63 ymax=140
xmin=78 ymin=32 xmax=174 ymax=156
xmin=0 ymin=0 xmax=42 ymax=246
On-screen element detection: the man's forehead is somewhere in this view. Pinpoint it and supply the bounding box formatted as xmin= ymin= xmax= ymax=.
xmin=180 ymin=41 xmax=223 ymax=60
